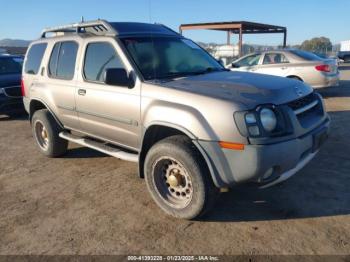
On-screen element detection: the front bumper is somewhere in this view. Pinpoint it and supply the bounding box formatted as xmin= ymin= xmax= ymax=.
xmin=198 ymin=117 xmax=330 ymax=188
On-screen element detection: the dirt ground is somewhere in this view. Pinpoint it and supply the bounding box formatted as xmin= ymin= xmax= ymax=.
xmin=0 ymin=66 xmax=349 ymax=255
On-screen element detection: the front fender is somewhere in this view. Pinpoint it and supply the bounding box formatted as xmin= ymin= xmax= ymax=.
xmin=142 ymin=100 xmax=218 ymax=141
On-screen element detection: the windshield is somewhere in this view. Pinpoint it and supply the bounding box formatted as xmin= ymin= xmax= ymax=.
xmin=121 ymin=37 xmax=224 ymax=80
xmin=0 ymin=57 xmax=23 ymax=75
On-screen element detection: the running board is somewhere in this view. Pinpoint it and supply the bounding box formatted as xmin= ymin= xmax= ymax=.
xmin=59 ymin=132 xmax=138 ymax=162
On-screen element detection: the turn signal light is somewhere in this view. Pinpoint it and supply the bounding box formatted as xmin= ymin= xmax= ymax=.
xmin=219 ymin=141 xmax=245 ymax=151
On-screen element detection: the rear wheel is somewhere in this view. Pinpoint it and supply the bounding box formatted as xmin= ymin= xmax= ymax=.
xmin=31 ymin=109 xmax=68 ymax=157
xmin=144 ymin=135 xmax=219 ymax=219
xmin=288 ymin=76 xmax=303 ymax=82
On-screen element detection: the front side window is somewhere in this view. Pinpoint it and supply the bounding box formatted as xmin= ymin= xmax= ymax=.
xmin=0 ymin=57 xmax=23 ymax=75
xmin=24 ymin=43 xmax=47 ymax=75
xmin=84 ymin=42 xmax=124 ymax=82
xmin=236 ymin=54 xmax=261 ymax=67
xmin=121 ymin=37 xmax=223 ymax=80
xmin=263 ymin=53 xmax=289 ymax=64
xmin=48 ymin=41 xmax=78 ymax=80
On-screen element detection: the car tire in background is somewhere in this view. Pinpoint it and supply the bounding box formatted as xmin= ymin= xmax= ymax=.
xmin=287 ymin=76 xmax=303 ymax=82
xmin=144 ymin=135 xmax=219 ymax=220
xmin=31 ymin=109 xmax=68 ymax=157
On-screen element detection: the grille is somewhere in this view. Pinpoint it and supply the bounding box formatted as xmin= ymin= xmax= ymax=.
xmin=287 ymin=92 xmax=317 ymax=111
xmin=4 ymin=86 xmax=22 ymax=97
xmin=287 ymin=92 xmax=323 ymax=128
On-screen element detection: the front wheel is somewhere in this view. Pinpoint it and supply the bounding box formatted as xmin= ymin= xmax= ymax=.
xmin=144 ymin=135 xmax=218 ymax=219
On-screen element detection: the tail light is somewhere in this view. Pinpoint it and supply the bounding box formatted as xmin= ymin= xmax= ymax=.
xmin=315 ymin=64 xmax=331 ymax=73
xmin=20 ymin=79 xmax=26 ymax=97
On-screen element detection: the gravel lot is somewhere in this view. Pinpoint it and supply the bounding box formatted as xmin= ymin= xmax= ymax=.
xmin=0 ymin=66 xmax=349 ymax=255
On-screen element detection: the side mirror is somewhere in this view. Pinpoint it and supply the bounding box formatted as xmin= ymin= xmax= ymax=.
xmin=104 ymin=68 xmax=135 ymax=88
xmin=231 ymin=63 xmax=240 ymax=68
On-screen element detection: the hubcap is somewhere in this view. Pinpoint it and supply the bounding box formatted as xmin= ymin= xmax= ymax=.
xmin=152 ymin=157 xmax=193 ymax=209
xmin=34 ymin=120 xmax=49 ymax=150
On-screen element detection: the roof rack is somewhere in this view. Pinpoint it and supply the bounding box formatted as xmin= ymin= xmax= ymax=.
xmin=41 ymin=19 xmax=117 ymax=38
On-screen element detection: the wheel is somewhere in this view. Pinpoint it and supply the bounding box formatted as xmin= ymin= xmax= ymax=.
xmin=31 ymin=109 xmax=68 ymax=157
xmin=144 ymin=135 xmax=219 ymax=219
xmin=288 ymin=76 xmax=303 ymax=82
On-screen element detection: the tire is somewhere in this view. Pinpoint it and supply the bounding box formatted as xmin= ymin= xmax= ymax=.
xmin=288 ymin=76 xmax=303 ymax=82
xmin=31 ymin=109 xmax=68 ymax=157
xmin=144 ymin=135 xmax=219 ymax=219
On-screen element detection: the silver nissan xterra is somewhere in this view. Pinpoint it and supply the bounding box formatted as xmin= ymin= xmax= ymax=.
xmin=22 ymin=20 xmax=330 ymax=219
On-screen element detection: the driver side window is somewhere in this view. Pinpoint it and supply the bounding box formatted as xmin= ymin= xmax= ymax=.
xmin=237 ymin=54 xmax=261 ymax=67
xmin=84 ymin=42 xmax=124 ymax=82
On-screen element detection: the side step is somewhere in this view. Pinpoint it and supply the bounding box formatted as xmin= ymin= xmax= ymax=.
xmin=59 ymin=131 xmax=138 ymax=162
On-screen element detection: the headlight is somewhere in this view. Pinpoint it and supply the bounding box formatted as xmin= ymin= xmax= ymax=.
xmin=234 ymin=104 xmax=287 ymax=138
xmin=259 ymin=108 xmax=277 ymax=132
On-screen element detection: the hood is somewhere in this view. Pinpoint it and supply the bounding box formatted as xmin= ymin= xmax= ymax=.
xmin=0 ymin=73 xmax=21 ymax=88
xmin=160 ymin=71 xmax=313 ymax=108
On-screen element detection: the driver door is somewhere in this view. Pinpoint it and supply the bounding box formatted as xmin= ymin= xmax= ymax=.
xmin=75 ymin=39 xmax=141 ymax=151
xmin=231 ymin=53 xmax=262 ymax=72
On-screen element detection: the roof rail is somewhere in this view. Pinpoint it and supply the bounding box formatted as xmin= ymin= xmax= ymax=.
xmin=41 ymin=19 xmax=117 ymax=38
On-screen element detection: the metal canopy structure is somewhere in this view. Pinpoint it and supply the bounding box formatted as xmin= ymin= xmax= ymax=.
xmin=179 ymin=21 xmax=287 ymax=57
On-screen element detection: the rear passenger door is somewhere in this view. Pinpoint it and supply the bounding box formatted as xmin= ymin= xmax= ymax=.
xmin=46 ymin=41 xmax=80 ymax=129
xmin=75 ymin=39 xmax=141 ymax=151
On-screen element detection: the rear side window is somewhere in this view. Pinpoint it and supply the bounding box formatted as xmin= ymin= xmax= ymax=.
xmin=48 ymin=44 xmax=59 ymax=76
xmin=83 ymin=42 xmax=124 ymax=82
xmin=48 ymin=41 xmax=78 ymax=80
xmin=24 ymin=43 xmax=47 ymax=75
xmin=290 ymin=50 xmax=321 ymax=61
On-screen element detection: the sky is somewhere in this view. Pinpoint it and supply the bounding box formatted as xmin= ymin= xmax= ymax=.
xmin=1 ymin=0 xmax=349 ymax=46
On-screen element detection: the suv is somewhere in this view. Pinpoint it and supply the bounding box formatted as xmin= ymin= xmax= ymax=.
xmin=337 ymin=51 xmax=350 ymax=63
xmin=0 ymin=54 xmax=24 ymax=116
xmin=23 ymin=20 xmax=330 ymax=219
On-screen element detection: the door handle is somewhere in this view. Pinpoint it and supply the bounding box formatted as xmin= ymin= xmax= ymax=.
xmin=78 ymin=89 xmax=86 ymax=96
xmin=281 ymin=67 xmax=288 ymax=70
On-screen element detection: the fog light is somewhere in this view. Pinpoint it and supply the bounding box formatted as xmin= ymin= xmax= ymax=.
xmin=262 ymin=168 xmax=274 ymax=180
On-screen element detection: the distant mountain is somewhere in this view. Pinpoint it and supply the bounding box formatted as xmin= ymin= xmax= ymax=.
xmin=0 ymin=39 xmax=31 ymax=47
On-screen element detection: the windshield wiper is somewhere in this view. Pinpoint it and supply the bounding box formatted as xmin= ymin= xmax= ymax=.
xmin=191 ymin=67 xmax=230 ymax=75
xmin=155 ymin=67 xmax=229 ymax=80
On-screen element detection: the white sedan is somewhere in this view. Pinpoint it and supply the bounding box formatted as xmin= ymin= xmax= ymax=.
xmin=230 ymin=49 xmax=339 ymax=89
